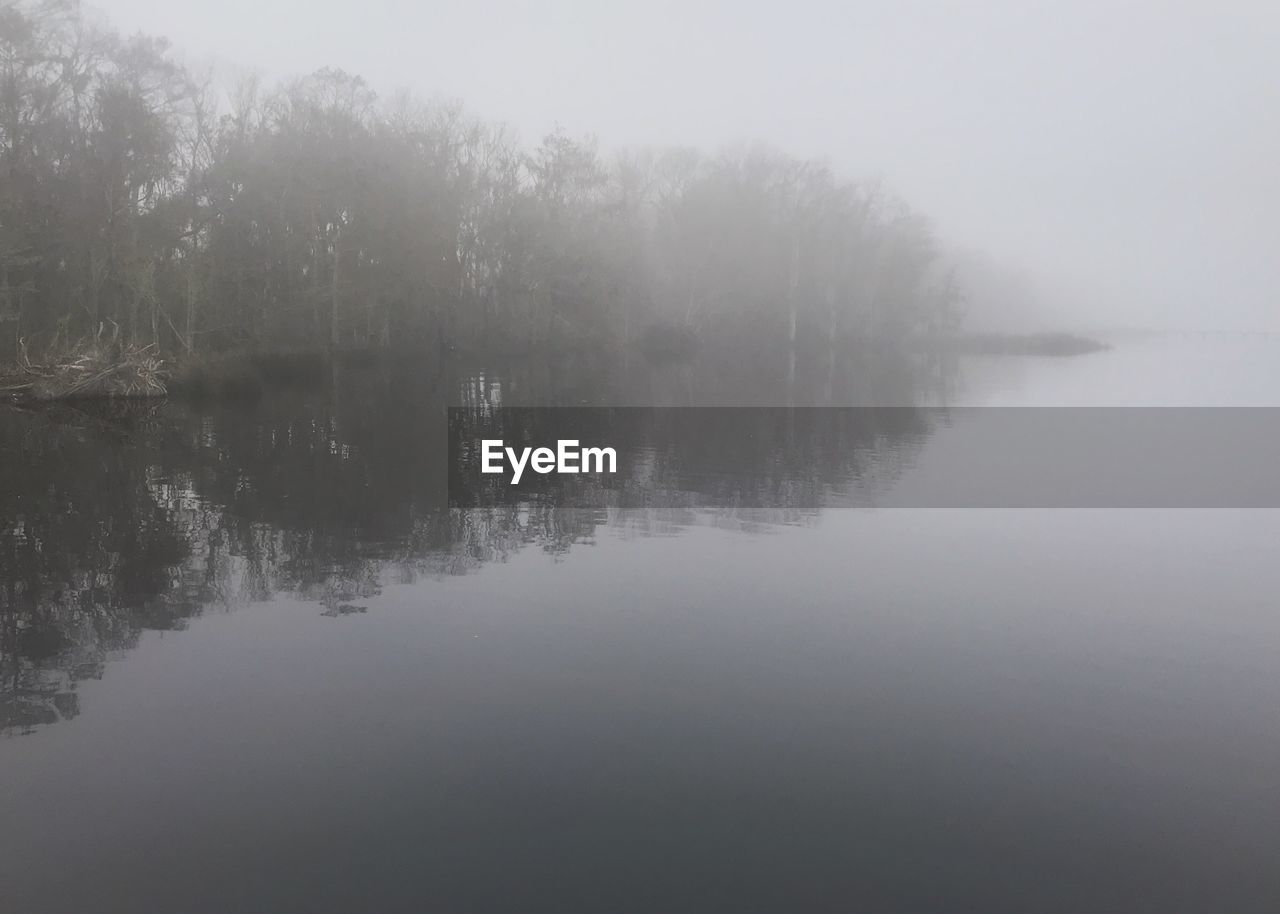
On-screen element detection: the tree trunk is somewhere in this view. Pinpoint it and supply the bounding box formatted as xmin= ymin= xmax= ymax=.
xmin=330 ymin=222 xmax=341 ymax=352
xmin=787 ymin=234 xmax=799 ymax=403
xmin=825 ymin=283 xmax=837 ymax=404
xmin=185 ymin=265 xmax=197 ymax=353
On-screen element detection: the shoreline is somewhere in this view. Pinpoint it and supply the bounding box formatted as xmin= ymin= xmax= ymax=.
xmin=1 ymin=332 xmax=1111 ymax=405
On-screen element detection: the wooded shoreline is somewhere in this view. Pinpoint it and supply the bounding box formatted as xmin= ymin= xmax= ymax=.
xmin=0 ymin=331 xmax=1109 ymax=404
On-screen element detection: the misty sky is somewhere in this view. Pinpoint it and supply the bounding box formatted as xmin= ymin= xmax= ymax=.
xmin=90 ymin=0 xmax=1279 ymax=331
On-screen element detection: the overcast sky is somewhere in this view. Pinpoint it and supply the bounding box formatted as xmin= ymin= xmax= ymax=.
xmin=90 ymin=0 xmax=1279 ymax=331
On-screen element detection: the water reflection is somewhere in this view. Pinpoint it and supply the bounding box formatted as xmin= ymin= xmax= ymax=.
xmin=1 ymin=360 xmax=940 ymax=735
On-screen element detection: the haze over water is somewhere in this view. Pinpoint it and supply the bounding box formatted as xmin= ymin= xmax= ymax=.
xmin=3 ymin=0 xmax=1278 ymax=908
xmin=4 ymin=337 xmax=1280 ymax=913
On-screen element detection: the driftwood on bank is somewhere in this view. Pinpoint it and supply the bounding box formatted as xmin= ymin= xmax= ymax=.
xmin=0 ymin=342 xmax=167 ymax=402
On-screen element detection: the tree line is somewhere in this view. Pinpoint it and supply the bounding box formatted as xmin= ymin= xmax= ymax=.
xmin=0 ymin=0 xmax=961 ymax=369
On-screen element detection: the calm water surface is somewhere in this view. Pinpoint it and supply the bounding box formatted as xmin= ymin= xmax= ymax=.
xmin=3 ymin=335 xmax=1280 ymax=912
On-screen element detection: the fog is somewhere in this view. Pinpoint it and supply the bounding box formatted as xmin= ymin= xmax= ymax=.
xmin=90 ymin=0 xmax=1279 ymax=332
xmin=8 ymin=6 xmax=1280 ymax=911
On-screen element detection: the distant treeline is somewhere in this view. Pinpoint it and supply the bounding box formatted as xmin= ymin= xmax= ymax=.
xmin=0 ymin=0 xmax=961 ymax=370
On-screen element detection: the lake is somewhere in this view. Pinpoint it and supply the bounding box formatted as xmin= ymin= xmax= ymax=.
xmin=3 ymin=334 xmax=1280 ymax=912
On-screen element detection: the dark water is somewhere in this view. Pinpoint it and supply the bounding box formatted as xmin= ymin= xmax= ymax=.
xmin=3 ymin=338 xmax=1280 ymax=913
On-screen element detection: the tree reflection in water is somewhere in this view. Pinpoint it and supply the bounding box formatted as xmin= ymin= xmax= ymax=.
xmin=1 ymin=356 xmax=944 ymax=735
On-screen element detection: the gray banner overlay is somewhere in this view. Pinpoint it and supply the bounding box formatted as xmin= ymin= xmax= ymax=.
xmin=447 ymin=407 xmax=1280 ymax=508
